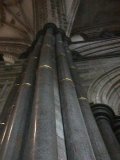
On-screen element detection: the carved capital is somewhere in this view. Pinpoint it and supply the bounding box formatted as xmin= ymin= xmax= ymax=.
xmin=3 ymin=54 xmax=17 ymax=65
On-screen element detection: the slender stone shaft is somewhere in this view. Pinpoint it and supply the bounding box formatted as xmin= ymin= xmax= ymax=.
xmin=0 ymin=81 xmax=8 ymax=99
xmin=56 ymin=31 xmax=96 ymax=160
xmin=64 ymin=39 xmax=111 ymax=160
xmin=0 ymin=75 xmax=22 ymax=142
xmin=0 ymin=81 xmax=9 ymax=115
xmin=114 ymin=116 xmax=120 ymax=143
xmin=92 ymin=104 xmax=120 ymax=160
xmin=0 ymin=33 xmax=43 ymax=160
xmin=22 ymin=25 xmax=58 ymax=160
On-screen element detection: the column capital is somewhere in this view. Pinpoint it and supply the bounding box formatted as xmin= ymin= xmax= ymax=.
xmin=36 ymin=30 xmax=44 ymax=39
xmin=56 ymin=28 xmax=72 ymax=43
xmin=64 ymin=36 xmax=71 ymax=44
xmin=56 ymin=28 xmax=66 ymax=38
xmin=91 ymin=104 xmax=115 ymax=122
xmin=44 ymin=23 xmax=57 ymax=33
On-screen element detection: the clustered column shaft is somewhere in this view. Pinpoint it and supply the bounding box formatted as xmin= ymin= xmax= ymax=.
xmin=0 ymin=24 xmax=120 ymax=160
xmin=63 ymin=39 xmax=111 ymax=160
xmin=0 ymin=32 xmax=44 ymax=160
xmin=56 ymin=31 xmax=96 ymax=160
xmin=22 ymin=25 xmax=58 ymax=160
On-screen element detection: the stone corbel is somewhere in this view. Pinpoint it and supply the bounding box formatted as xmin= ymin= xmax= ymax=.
xmin=3 ymin=53 xmax=17 ymax=65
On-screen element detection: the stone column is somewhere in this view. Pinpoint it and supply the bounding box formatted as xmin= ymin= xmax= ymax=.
xmin=92 ymin=104 xmax=120 ymax=160
xmin=22 ymin=24 xmax=58 ymax=160
xmin=0 ymin=75 xmax=22 ymax=142
xmin=114 ymin=116 xmax=120 ymax=144
xmin=0 ymin=31 xmax=43 ymax=160
xmin=64 ymin=38 xmax=111 ymax=160
xmin=56 ymin=30 xmax=96 ymax=160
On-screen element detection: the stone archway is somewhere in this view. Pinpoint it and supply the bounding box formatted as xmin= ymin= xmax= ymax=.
xmin=88 ymin=66 xmax=120 ymax=114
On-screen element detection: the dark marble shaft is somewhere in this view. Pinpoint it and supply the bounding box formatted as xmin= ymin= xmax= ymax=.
xmin=64 ymin=40 xmax=111 ymax=160
xmin=22 ymin=27 xmax=58 ymax=160
xmin=0 ymin=35 xmax=43 ymax=160
xmin=114 ymin=116 xmax=120 ymax=144
xmin=0 ymin=75 xmax=22 ymax=143
xmin=92 ymin=104 xmax=120 ymax=160
xmin=0 ymin=81 xmax=9 ymax=115
xmin=56 ymin=32 xmax=96 ymax=160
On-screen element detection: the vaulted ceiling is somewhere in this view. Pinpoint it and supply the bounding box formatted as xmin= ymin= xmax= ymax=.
xmin=72 ymin=0 xmax=120 ymax=39
xmin=0 ymin=0 xmax=34 ymax=40
xmin=0 ymin=0 xmax=120 ymax=64
xmin=0 ymin=0 xmax=69 ymax=64
xmin=0 ymin=0 xmax=34 ymax=64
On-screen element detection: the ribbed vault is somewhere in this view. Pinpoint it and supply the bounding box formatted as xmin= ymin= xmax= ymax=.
xmin=88 ymin=66 xmax=120 ymax=114
xmin=0 ymin=0 xmax=34 ymax=64
xmin=71 ymin=0 xmax=120 ymax=39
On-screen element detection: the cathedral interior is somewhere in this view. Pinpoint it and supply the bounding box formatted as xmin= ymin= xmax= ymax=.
xmin=0 ymin=0 xmax=120 ymax=160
